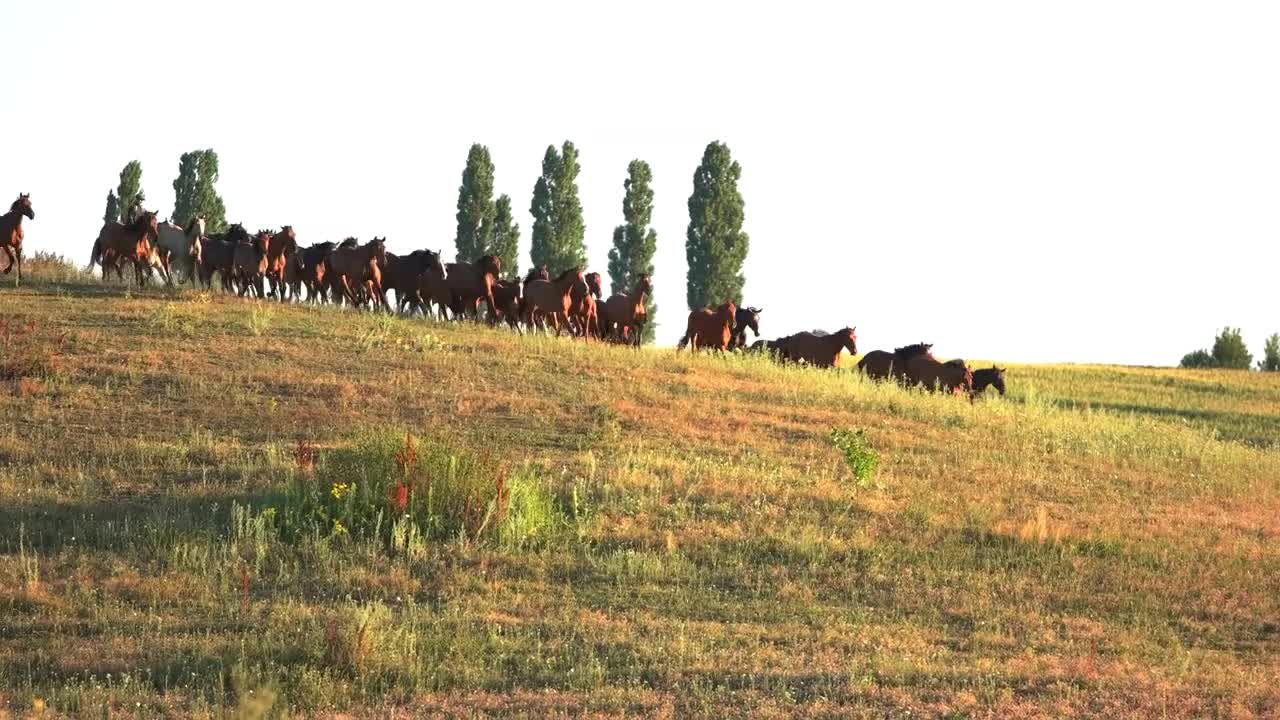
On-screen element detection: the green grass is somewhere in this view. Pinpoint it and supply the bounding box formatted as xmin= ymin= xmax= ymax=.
xmin=1 ymin=271 xmax=1277 ymax=718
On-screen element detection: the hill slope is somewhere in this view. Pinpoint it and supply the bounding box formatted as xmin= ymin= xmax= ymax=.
xmin=2 ymin=277 xmax=1279 ymax=718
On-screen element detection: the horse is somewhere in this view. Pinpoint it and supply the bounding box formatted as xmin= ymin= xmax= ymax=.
xmin=771 ymin=328 xmax=857 ymax=368
xmin=287 ymin=241 xmax=335 ymax=303
xmin=0 ymin=194 xmax=34 ymax=283
xmin=726 ymin=306 xmax=762 ymax=351
xmin=264 ymin=226 xmax=298 ymax=300
xmin=381 ymin=249 xmax=439 ymax=314
xmin=677 ymin=301 xmax=737 ymax=352
xmin=568 ymin=271 xmax=603 ymax=338
xmin=155 ymin=215 xmax=205 ymax=284
xmin=90 ymin=211 xmax=160 ymax=285
xmin=417 ymin=252 xmax=453 ymax=319
xmin=445 ymin=254 xmax=502 ymax=321
xmin=232 ymin=231 xmax=271 ymax=298
xmin=600 ymin=274 xmax=652 ymax=346
xmin=325 ymin=237 xmax=389 ymax=310
xmin=491 ymin=279 xmax=524 ymax=332
xmin=857 ymin=343 xmax=933 ymax=382
xmin=972 ymin=366 xmax=1007 ymax=396
xmin=522 ymin=267 xmax=587 ymax=335
xmin=902 ymin=350 xmax=973 ymax=397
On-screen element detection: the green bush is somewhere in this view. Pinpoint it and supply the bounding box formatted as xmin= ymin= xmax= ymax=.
xmin=1180 ymin=349 xmax=1215 ymax=369
xmin=282 ymin=430 xmax=559 ymax=550
xmin=829 ymin=427 xmax=879 ymax=487
xmin=1211 ymin=327 xmax=1253 ymax=369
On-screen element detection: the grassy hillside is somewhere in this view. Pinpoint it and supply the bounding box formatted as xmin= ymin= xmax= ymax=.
xmin=2 ymin=272 xmax=1278 ymax=718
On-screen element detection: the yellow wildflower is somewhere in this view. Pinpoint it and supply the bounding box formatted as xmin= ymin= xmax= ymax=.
xmin=333 ymin=519 xmax=347 ymax=535
xmin=330 ymin=482 xmax=355 ymax=500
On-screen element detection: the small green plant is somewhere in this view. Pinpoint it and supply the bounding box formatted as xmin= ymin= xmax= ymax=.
xmin=282 ymin=430 xmax=560 ymax=550
xmin=829 ymin=427 xmax=879 ymax=487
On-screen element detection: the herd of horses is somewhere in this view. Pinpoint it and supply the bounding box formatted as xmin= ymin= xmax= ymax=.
xmin=1 ymin=193 xmax=1007 ymax=397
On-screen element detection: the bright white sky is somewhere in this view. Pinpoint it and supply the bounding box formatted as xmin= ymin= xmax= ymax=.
xmin=2 ymin=1 xmax=1278 ymax=365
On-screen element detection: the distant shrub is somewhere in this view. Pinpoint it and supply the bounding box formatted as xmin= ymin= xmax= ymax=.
xmin=0 ymin=317 xmax=66 ymax=381
xmin=1180 ymin=349 xmax=1215 ymax=369
xmin=282 ymin=430 xmax=558 ymax=550
xmin=1211 ymin=327 xmax=1253 ymax=369
xmin=1260 ymin=334 xmax=1280 ymax=372
xmin=829 ymin=427 xmax=879 ymax=487
xmin=1180 ymin=327 xmax=1255 ymax=370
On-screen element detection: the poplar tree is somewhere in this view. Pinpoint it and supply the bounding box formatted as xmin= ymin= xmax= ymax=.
xmin=529 ymin=141 xmax=586 ymax=271
xmin=686 ymin=141 xmax=749 ymax=310
xmin=607 ymin=159 xmax=658 ymax=342
xmin=455 ymin=144 xmax=496 ymax=262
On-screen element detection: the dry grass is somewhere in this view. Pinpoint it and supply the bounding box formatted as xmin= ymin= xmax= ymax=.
xmin=0 ymin=272 xmax=1277 ymax=718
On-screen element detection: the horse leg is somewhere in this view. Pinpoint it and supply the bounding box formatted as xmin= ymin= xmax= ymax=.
xmin=13 ymin=247 xmax=21 ymax=284
xmin=0 ymin=245 xmax=15 ymax=281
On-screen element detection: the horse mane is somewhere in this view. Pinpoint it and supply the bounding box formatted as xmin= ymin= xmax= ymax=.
xmin=10 ymin=197 xmax=25 ymax=213
xmin=553 ymin=267 xmax=581 ymax=283
xmin=893 ymin=342 xmax=933 ymax=358
xmin=944 ymin=358 xmax=966 ymax=368
xmin=339 ymin=237 xmax=359 ymax=248
xmin=183 ymin=216 xmax=200 ymax=235
xmin=124 ymin=211 xmax=155 ymax=232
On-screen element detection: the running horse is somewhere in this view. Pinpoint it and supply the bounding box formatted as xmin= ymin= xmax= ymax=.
xmin=677 ymin=301 xmax=737 ymax=352
xmin=445 ymin=254 xmax=502 ymax=321
xmin=90 ymin=211 xmax=160 ymax=285
xmin=0 ymin=194 xmax=35 ymax=284
xmin=568 ymin=271 xmax=603 ymax=338
xmin=600 ymin=274 xmax=652 ymax=346
xmin=325 ymin=237 xmax=389 ymax=310
xmin=265 ymin=226 xmax=298 ymax=300
xmin=522 ymin=267 xmax=588 ymax=335
xmin=771 ymin=328 xmax=858 ymax=368
xmin=857 ymin=342 xmax=933 ymax=382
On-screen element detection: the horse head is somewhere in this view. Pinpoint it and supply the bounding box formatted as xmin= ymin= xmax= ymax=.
xmin=478 ymin=254 xmax=502 ymax=278
xmin=370 ymin=237 xmax=388 ymax=267
xmin=978 ymin=366 xmax=1007 ymax=396
xmin=738 ymin=307 xmax=762 ymax=338
xmin=586 ymin=272 xmax=603 ymax=299
xmin=254 ymin=231 xmax=272 ymax=255
xmin=718 ymin=301 xmax=738 ymax=329
xmin=188 ymin=233 xmax=203 ymax=266
xmin=12 ymin=194 xmax=34 ymax=219
xmin=838 ymin=326 xmax=858 ymax=355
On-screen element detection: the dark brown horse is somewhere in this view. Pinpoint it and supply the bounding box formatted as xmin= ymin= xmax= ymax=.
xmin=522 ymin=267 xmax=587 ymax=335
xmin=381 ymin=249 xmax=440 ymax=314
xmin=972 ymin=366 xmax=1007 ymax=396
xmin=90 ymin=211 xmax=160 ymax=285
xmin=677 ymin=301 xmax=737 ymax=352
xmin=491 ymin=279 xmax=524 ymax=332
xmin=771 ymin=328 xmax=857 ymax=367
xmin=600 ymin=274 xmax=652 ymax=346
xmin=726 ymin=306 xmax=762 ymax=351
xmin=417 ymin=253 xmax=452 ymax=319
xmin=903 ymin=351 xmax=973 ymax=396
xmin=232 ymin=231 xmax=271 ymax=298
xmin=446 ymin=255 xmax=502 ymax=321
xmin=264 ymin=226 xmax=298 ymax=300
xmin=326 ymin=237 xmax=389 ymax=309
xmin=1 ymin=194 xmax=34 ymax=283
xmin=199 ymin=223 xmax=251 ymax=291
xmin=287 ymin=241 xmax=335 ymax=302
xmin=857 ymin=343 xmax=933 ymax=382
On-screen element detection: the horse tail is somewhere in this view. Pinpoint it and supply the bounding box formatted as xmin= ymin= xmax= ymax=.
xmin=88 ymin=237 xmax=102 ymax=268
xmin=677 ymin=333 xmax=689 ymax=351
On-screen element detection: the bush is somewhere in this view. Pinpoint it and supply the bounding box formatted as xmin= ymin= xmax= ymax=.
xmin=1211 ymin=327 xmax=1253 ymax=369
xmin=282 ymin=430 xmax=559 ymax=550
xmin=1180 ymin=349 xmax=1215 ymax=369
xmin=1260 ymin=334 xmax=1280 ymax=372
xmin=829 ymin=427 xmax=879 ymax=487
xmin=20 ymin=251 xmax=95 ymax=284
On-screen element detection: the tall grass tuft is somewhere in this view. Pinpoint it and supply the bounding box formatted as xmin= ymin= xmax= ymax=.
xmin=282 ymin=430 xmax=559 ymax=550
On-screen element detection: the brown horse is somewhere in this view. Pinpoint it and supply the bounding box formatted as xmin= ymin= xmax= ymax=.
xmin=857 ymin=343 xmax=933 ymax=382
xmin=232 ymin=231 xmax=271 ymax=298
xmin=491 ymin=279 xmax=525 ymax=332
xmin=522 ymin=267 xmax=587 ymax=335
xmin=445 ymin=255 xmax=502 ymax=321
xmin=903 ymin=352 xmax=973 ymax=396
xmin=264 ymin=226 xmax=298 ymax=300
xmin=90 ymin=211 xmax=160 ymax=285
xmin=326 ymin=237 xmax=389 ymax=310
xmin=677 ymin=301 xmax=737 ymax=352
xmin=600 ymin=274 xmax=652 ymax=346
xmin=0 ymin=194 xmax=34 ymax=283
xmin=199 ymin=223 xmax=251 ymax=291
xmin=568 ymin=271 xmax=603 ymax=338
xmin=771 ymin=328 xmax=858 ymax=368
xmin=287 ymin=241 xmax=335 ymax=303
xmin=381 ymin=249 xmax=439 ymax=314
xmin=417 ymin=253 xmax=452 ymax=319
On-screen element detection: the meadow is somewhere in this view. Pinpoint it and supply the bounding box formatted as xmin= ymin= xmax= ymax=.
xmin=1 ymin=262 xmax=1278 ymax=718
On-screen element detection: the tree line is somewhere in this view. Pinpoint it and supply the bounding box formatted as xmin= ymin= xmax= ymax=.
xmin=1181 ymin=327 xmax=1280 ymax=371
xmin=103 ymin=140 xmax=750 ymax=344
